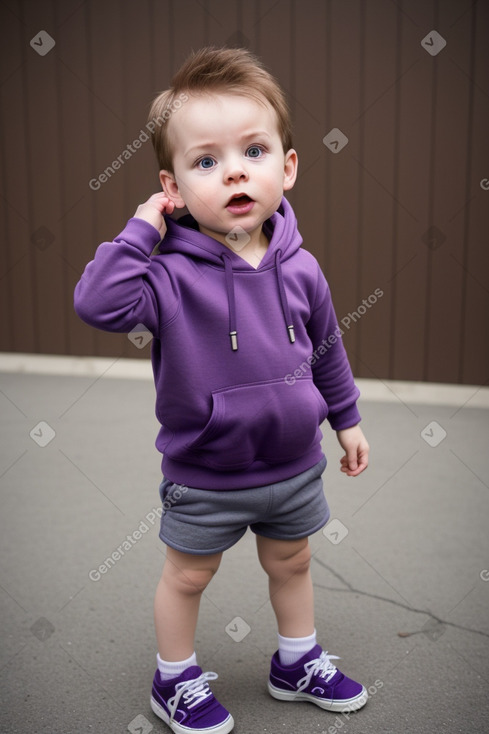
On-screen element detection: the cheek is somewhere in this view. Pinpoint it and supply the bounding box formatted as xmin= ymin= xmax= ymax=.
xmin=179 ymin=172 xmax=215 ymax=197
xmin=262 ymin=159 xmax=286 ymax=180
xmin=174 ymin=178 xmax=199 ymax=207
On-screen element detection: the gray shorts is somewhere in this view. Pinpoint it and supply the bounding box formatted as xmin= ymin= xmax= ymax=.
xmin=158 ymin=457 xmax=329 ymax=555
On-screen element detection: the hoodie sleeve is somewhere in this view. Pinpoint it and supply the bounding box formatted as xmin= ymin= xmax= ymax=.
xmin=74 ymin=218 xmax=165 ymax=335
xmin=306 ymin=264 xmax=361 ymax=431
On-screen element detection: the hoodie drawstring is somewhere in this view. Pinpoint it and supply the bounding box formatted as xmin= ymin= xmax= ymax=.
xmin=222 ymin=254 xmax=238 ymax=351
xmin=221 ymin=251 xmax=295 ymax=351
xmin=275 ymin=250 xmax=296 ymax=344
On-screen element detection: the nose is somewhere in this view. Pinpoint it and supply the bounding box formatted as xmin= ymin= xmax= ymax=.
xmin=224 ymin=155 xmax=249 ymax=183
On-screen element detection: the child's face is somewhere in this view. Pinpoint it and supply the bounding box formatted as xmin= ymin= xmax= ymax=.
xmin=160 ymin=93 xmax=297 ymax=247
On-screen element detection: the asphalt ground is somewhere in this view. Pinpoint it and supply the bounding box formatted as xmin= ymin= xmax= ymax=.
xmin=1 ymin=367 xmax=488 ymax=733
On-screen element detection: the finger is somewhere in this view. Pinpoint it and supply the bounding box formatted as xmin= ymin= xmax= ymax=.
xmin=339 ymin=456 xmax=353 ymax=476
xmin=346 ymin=448 xmax=358 ymax=472
xmin=164 ymin=198 xmax=175 ymax=214
xmin=344 ymin=459 xmax=368 ymax=477
xmin=340 ymin=453 xmax=367 ymax=477
xmin=346 ymin=463 xmax=366 ymax=477
xmin=150 ymin=192 xmax=171 ymax=203
xmin=150 ymin=194 xmax=175 ymax=214
xmin=150 ymin=192 xmax=169 ymax=202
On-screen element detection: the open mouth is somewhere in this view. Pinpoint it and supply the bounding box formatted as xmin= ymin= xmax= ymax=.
xmin=227 ymin=193 xmax=253 ymax=206
xmin=226 ymin=193 xmax=255 ymax=214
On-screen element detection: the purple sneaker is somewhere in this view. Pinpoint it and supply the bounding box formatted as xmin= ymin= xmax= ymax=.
xmin=269 ymin=644 xmax=367 ymax=713
xmin=151 ymin=665 xmax=234 ymax=733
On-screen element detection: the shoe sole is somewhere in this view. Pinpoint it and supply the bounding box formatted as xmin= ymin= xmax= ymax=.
xmin=150 ymin=696 xmax=234 ymax=734
xmin=268 ymin=683 xmax=368 ymax=713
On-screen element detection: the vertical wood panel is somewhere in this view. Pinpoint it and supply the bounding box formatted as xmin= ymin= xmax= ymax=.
xmin=323 ymin=0 xmax=334 ymax=279
xmin=3 ymin=0 xmax=38 ymax=353
xmin=54 ymin=0 xmax=95 ymax=356
xmin=460 ymin=0 xmax=489 ymax=385
xmin=252 ymin=0 xmax=297 ymax=212
xmin=120 ymin=0 xmax=154 ymax=209
xmin=355 ymin=0 xmax=399 ymax=379
xmin=204 ymin=0 xmax=240 ymax=47
xmin=325 ymin=0 xmax=363 ymax=369
xmin=391 ymin=0 xmax=433 ymax=380
xmin=289 ymin=0 xmax=328 ymax=275
xmin=26 ymin=0 xmax=66 ymax=356
xmin=86 ymin=0 xmax=134 ymax=358
xmin=170 ymin=0 xmax=209 ymax=70
xmin=148 ymin=0 xmax=174 ymax=189
xmin=0 ymin=0 xmax=27 ymax=352
xmin=424 ymin=1 xmax=470 ymax=382
xmin=0 ymin=0 xmax=487 ymax=385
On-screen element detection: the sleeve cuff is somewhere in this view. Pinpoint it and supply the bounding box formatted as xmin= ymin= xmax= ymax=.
xmin=327 ymin=403 xmax=362 ymax=431
xmin=113 ymin=217 xmax=162 ymax=254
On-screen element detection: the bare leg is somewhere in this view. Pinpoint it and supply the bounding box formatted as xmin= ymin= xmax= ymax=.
xmin=256 ymin=536 xmax=315 ymax=637
xmin=154 ymin=546 xmax=222 ymax=661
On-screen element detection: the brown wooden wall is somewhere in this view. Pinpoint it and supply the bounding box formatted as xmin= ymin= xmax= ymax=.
xmin=1 ymin=0 xmax=488 ymax=384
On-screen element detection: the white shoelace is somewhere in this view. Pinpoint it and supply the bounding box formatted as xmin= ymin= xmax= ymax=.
xmin=296 ymin=651 xmax=340 ymax=693
xmin=167 ymin=671 xmax=218 ymax=723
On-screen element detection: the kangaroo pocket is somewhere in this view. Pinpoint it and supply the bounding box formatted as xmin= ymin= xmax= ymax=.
xmin=184 ymin=378 xmax=328 ymax=470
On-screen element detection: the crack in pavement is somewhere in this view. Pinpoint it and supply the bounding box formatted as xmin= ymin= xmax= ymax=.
xmin=313 ymin=556 xmax=489 ymax=640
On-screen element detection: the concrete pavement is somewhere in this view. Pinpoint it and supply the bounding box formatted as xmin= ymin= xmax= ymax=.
xmin=0 ymin=362 xmax=488 ymax=733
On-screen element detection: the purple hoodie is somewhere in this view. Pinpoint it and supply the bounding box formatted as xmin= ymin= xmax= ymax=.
xmin=74 ymin=197 xmax=360 ymax=489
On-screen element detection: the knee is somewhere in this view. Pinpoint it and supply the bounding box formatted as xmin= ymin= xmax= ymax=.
xmin=261 ymin=541 xmax=311 ymax=581
xmin=164 ymin=564 xmax=218 ymax=596
xmin=283 ymin=542 xmax=312 ymax=577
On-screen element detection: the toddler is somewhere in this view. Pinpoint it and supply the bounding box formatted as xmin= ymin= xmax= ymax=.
xmin=75 ymin=46 xmax=370 ymax=734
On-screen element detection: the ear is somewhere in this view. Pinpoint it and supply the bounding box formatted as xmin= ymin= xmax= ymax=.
xmin=282 ymin=149 xmax=298 ymax=192
xmin=159 ymin=170 xmax=186 ymax=208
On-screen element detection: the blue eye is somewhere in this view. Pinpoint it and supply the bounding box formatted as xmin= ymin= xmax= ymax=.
xmin=197 ymin=157 xmax=215 ymax=169
xmin=247 ymin=146 xmax=263 ymax=158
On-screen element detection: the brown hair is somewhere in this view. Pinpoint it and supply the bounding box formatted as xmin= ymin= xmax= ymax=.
xmin=148 ymin=46 xmax=293 ymax=172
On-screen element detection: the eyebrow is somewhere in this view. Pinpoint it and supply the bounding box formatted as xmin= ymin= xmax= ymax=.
xmin=184 ymin=130 xmax=272 ymax=157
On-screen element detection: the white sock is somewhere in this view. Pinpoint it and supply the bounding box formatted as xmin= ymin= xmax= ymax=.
xmin=278 ymin=630 xmax=317 ymax=666
xmin=157 ymin=651 xmax=197 ymax=681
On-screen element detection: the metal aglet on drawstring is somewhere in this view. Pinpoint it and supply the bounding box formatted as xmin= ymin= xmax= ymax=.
xmin=229 ymin=331 xmax=238 ymax=351
xmin=287 ymin=325 xmax=295 ymax=344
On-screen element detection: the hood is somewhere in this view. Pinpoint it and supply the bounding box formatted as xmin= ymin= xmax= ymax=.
xmin=159 ymin=196 xmax=303 ymax=351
